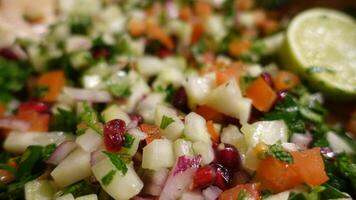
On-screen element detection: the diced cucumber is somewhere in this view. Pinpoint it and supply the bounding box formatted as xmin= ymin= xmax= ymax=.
xmin=65 ymin=36 xmax=92 ymax=53
xmin=91 ymin=158 xmax=143 ymax=200
xmin=75 ymin=128 xmax=102 ymax=152
xmin=25 ymin=179 xmax=56 ymax=200
xmin=75 ymin=194 xmax=98 ymax=200
xmin=220 ymin=125 xmax=248 ymax=154
xmin=142 ymin=139 xmax=175 ymax=170
xmin=137 ymin=56 xmax=165 ymax=77
xmin=51 ymin=147 xmax=91 ymax=188
xmin=326 ymin=131 xmax=354 ymax=154
xmin=204 ymin=80 xmax=252 ymax=123
xmin=192 ymin=141 xmax=215 ymax=165
xmin=173 ymin=139 xmax=194 ymax=159
xmin=137 ymin=93 xmax=165 ymax=123
xmin=241 ymin=120 xmax=288 ymax=147
xmin=101 ymin=104 xmax=131 ymax=124
xmin=56 ymin=194 xmax=75 ymax=200
xmin=4 ymin=131 xmax=73 ymax=154
xmin=264 ymin=191 xmax=290 ymax=200
xmin=184 ymin=112 xmax=211 ymax=143
xmin=154 ymin=105 xmax=184 ymax=140
xmin=184 ymin=73 xmax=216 ymax=109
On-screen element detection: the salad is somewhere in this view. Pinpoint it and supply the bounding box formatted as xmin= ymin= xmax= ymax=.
xmin=0 ymin=0 xmax=355 ymax=199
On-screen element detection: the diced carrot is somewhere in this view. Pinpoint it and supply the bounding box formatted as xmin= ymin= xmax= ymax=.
xmin=215 ymin=63 xmax=244 ymax=86
xmin=228 ymin=39 xmax=251 ymax=57
xmin=245 ymin=77 xmax=277 ymax=112
xmin=128 ymin=19 xmax=146 ymax=37
xmin=257 ymin=156 xmax=303 ymax=193
xmin=179 ymin=6 xmax=193 ymax=21
xmin=37 ymin=70 xmax=66 ymax=102
xmin=273 ymin=70 xmax=300 ymax=91
xmin=145 ymin=20 xmax=174 ymax=50
xmin=219 ymin=183 xmax=260 ymax=200
xmin=139 ymin=124 xmax=161 ymax=144
xmin=291 ymin=148 xmax=329 ymax=186
xmin=206 ymin=120 xmax=219 ymax=143
xmin=191 ymin=20 xmax=205 ymax=44
xmin=194 ymin=1 xmax=212 ymax=18
xmin=195 ymin=105 xmax=223 ymax=122
xmin=16 ymin=110 xmax=49 ymax=132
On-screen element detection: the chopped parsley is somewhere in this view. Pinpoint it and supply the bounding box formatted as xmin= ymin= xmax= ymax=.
xmin=123 ymin=134 xmax=135 ymax=148
xmin=101 ymin=170 xmax=116 ymax=186
xmin=103 ymin=152 xmax=128 ymax=175
xmin=160 ymin=115 xmax=175 ymax=129
xmin=265 ymin=142 xmax=294 ymax=164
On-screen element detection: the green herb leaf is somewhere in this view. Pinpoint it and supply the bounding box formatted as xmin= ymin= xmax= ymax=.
xmin=265 ymin=142 xmax=294 ymax=164
xmin=123 ymin=134 xmax=135 ymax=148
xmin=160 ymin=115 xmax=175 ymax=129
xmin=101 ymin=170 xmax=116 ymax=186
xmin=103 ymin=152 xmax=128 ymax=175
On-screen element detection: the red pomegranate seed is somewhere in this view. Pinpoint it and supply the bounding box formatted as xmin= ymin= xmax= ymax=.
xmin=215 ymin=144 xmax=241 ymax=171
xmin=212 ymin=163 xmax=230 ymax=190
xmin=193 ymin=165 xmax=217 ymax=189
xmin=18 ymin=101 xmax=50 ymax=114
xmin=104 ymin=119 xmax=126 ymax=152
xmin=260 ymin=72 xmax=274 ymax=88
xmin=171 ymin=87 xmax=189 ymax=113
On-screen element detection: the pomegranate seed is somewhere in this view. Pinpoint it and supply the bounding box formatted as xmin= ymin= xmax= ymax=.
xmin=215 ymin=144 xmax=241 ymax=171
xmin=18 ymin=101 xmax=50 ymax=114
xmin=260 ymin=72 xmax=273 ymax=88
xmin=211 ymin=163 xmax=230 ymax=190
xmin=171 ymin=87 xmax=189 ymax=113
xmin=104 ymin=119 xmax=126 ymax=152
xmin=129 ymin=114 xmax=144 ymax=125
xmin=193 ymin=165 xmax=217 ymax=189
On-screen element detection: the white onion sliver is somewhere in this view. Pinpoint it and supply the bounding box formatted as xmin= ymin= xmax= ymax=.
xmin=63 ymin=87 xmax=113 ymax=103
xmin=46 ymin=141 xmax=77 ymax=165
xmin=0 ymin=117 xmax=30 ymax=131
xmin=203 ymin=186 xmax=223 ymax=200
xmin=291 ymin=133 xmax=312 ymax=150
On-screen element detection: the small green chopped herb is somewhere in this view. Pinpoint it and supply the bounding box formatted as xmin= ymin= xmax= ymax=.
xmin=101 ymin=170 xmax=116 ymax=186
xmin=50 ymin=108 xmax=78 ymax=132
xmin=80 ymin=102 xmax=103 ymax=134
xmin=265 ymin=142 xmax=294 ymax=164
xmin=160 ymin=115 xmax=175 ymax=129
xmin=108 ymin=84 xmax=131 ymax=97
xmin=33 ymin=85 xmax=48 ymax=99
xmin=123 ymin=134 xmax=135 ymax=148
xmin=103 ymin=152 xmax=128 ymax=175
xmin=237 ymin=189 xmax=248 ymax=200
xmin=42 ymin=144 xmax=56 ymax=160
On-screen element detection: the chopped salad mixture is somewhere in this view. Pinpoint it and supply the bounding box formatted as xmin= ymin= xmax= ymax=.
xmin=0 ymin=0 xmax=355 ymax=200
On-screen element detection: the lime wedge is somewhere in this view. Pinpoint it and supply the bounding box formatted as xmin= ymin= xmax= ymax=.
xmin=280 ymin=8 xmax=356 ymax=100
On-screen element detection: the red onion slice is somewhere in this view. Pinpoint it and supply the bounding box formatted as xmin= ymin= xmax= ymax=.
xmin=63 ymin=87 xmax=113 ymax=103
xmin=46 ymin=141 xmax=77 ymax=165
xmin=0 ymin=117 xmax=30 ymax=131
xmin=202 ymin=186 xmax=223 ymax=200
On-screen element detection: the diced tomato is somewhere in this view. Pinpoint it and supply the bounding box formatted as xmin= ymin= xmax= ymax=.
xmin=16 ymin=110 xmax=49 ymax=132
xmin=206 ymin=120 xmax=219 ymax=143
xmin=273 ymin=71 xmax=300 ymax=91
xmin=245 ymin=77 xmax=277 ymax=112
xmin=195 ymin=105 xmax=223 ymax=122
xmin=191 ymin=20 xmax=204 ymax=44
xmin=128 ymin=19 xmax=146 ymax=37
xmin=228 ymin=39 xmax=251 ymax=57
xmin=219 ymin=183 xmax=260 ymax=200
xmin=291 ymin=148 xmax=329 ymax=186
xmin=139 ymin=124 xmax=161 ymax=144
xmin=257 ymin=156 xmax=303 ymax=192
xmin=37 ymin=70 xmax=66 ymax=102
